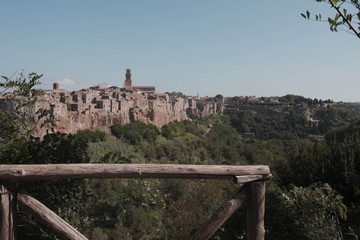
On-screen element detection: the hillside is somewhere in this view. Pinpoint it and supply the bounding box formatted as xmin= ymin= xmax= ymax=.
xmin=1 ymin=75 xmax=360 ymax=239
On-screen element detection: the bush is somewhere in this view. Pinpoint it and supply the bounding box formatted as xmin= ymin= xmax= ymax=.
xmin=111 ymin=121 xmax=159 ymax=144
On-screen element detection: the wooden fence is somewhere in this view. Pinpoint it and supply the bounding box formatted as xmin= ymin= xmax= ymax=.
xmin=0 ymin=164 xmax=272 ymax=240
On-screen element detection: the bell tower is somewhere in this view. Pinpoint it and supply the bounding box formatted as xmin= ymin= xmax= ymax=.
xmin=124 ymin=69 xmax=132 ymax=88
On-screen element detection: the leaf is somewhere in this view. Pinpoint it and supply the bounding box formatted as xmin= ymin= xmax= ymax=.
xmin=307 ymin=11 xmax=310 ymax=19
xmin=335 ymin=14 xmax=340 ymax=21
xmin=301 ymin=13 xmax=306 ymax=19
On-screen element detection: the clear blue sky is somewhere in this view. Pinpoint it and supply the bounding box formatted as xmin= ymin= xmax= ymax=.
xmin=0 ymin=0 xmax=359 ymax=101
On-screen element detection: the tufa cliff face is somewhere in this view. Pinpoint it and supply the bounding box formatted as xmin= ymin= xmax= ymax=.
xmin=1 ymin=85 xmax=218 ymax=137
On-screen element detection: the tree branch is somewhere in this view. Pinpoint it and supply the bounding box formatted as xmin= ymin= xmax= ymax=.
xmin=329 ymin=0 xmax=360 ymax=38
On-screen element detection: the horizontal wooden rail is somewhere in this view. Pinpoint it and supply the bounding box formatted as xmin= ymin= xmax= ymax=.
xmin=0 ymin=164 xmax=270 ymax=181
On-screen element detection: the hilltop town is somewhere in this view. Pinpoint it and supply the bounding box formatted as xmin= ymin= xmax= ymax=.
xmin=0 ymin=69 xmax=220 ymax=136
xmin=0 ymin=69 xmax=341 ymax=138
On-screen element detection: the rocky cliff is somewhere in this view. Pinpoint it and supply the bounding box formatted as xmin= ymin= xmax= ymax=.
xmin=0 ymin=88 xmax=218 ymax=137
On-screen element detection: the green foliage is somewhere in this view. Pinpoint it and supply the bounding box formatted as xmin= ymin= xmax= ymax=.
xmin=165 ymin=180 xmax=235 ymax=240
xmin=315 ymin=105 xmax=358 ymax=134
xmin=213 ymin=94 xmax=223 ymax=103
xmin=339 ymin=102 xmax=360 ymax=116
xmin=278 ymin=94 xmax=332 ymax=106
xmin=230 ymin=110 xmax=309 ymax=140
xmin=326 ymin=119 xmax=360 ymax=142
xmin=88 ymin=140 xmax=142 ymax=163
xmin=205 ymin=123 xmax=242 ymax=164
xmin=0 ymin=72 xmax=47 ymax=160
xmin=302 ymin=0 xmax=360 ymax=38
xmin=86 ymin=179 xmax=165 ymax=239
xmin=161 ymin=120 xmax=205 ymax=139
xmin=75 ymin=129 xmax=108 ymax=143
xmin=16 ymin=133 xmax=90 ymax=239
xmin=277 ymin=127 xmax=360 ymax=202
xmin=111 ymin=121 xmax=159 ymax=144
xmin=1 ymin=72 xmax=42 ymax=99
xmin=165 ymin=91 xmax=186 ymax=98
xmin=278 ymin=94 xmax=307 ymax=104
xmin=231 ymin=96 xmax=244 ymax=105
xmin=271 ymin=124 xmax=360 ymax=238
xmin=264 ymin=182 xmax=347 ymax=240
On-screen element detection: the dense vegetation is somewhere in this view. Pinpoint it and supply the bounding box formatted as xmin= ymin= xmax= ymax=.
xmin=2 ymin=74 xmax=360 ymax=239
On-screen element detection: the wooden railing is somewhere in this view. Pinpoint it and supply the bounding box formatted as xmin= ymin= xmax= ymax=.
xmin=0 ymin=164 xmax=272 ymax=240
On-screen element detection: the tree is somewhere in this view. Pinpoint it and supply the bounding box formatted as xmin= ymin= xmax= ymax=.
xmin=0 ymin=72 xmax=42 ymax=136
xmin=0 ymin=72 xmax=45 ymax=162
xmin=214 ymin=94 xmax=223 ymax=103
xmin=111 ymin=121 xmax=159 ymax=144
xmin=1 ymin=72 xmax=89 ymax=239
xmin=75 ymin=129 xmax=108 ymax=143
xmin=264 ymin=183 xmax=347 ymax=240
xmin=231 ymin=96 xmax=243 ymax=105
xmin=302 ymin=0 xmax=360 ymax=38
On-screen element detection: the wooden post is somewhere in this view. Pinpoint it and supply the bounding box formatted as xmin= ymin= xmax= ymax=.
xmin=17 ymin=193 xmax=87 ymax=240
xmin=190 ymin=184 xmax=249 ymax=240
xmin=0 ymin=183 xmax=17 ymax=240
xmin=246 ymin=182 xmax=265 ymax=240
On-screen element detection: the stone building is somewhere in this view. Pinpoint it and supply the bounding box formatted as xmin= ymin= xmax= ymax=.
xmin=123 ymin=69 xmax=155 ymax=94
xmin=0 ymin=69 xmax=219 ymax=136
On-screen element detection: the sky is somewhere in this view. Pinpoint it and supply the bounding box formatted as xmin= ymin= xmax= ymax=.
xmin=0 ymin=0 xmax=359 ymax=102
